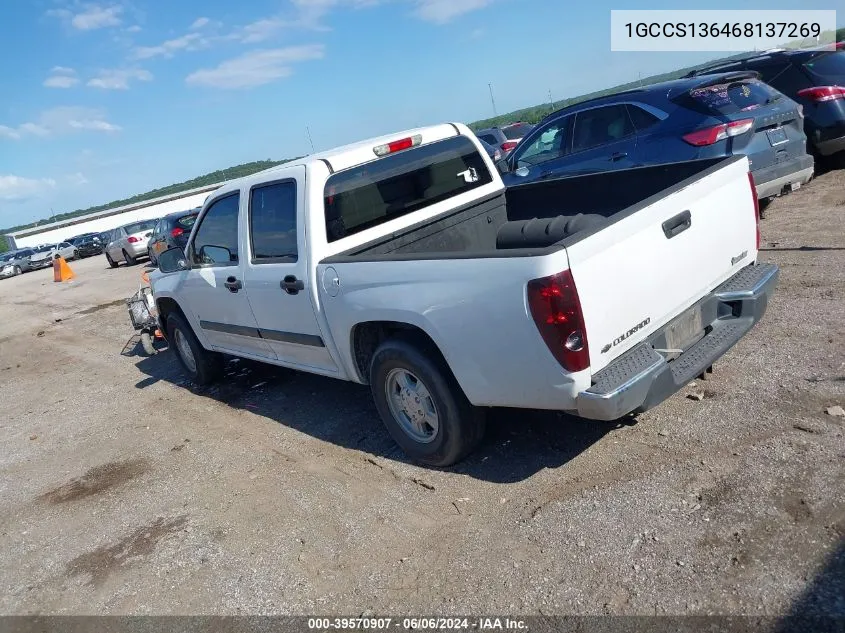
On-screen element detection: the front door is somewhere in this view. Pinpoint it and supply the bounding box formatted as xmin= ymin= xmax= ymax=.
xmin=180 ymin=192 xmax=273 ymax=358
xmin=551 ymin=104 xmax=638 ymax=176
xmin=240 ymin=168 xmax=338 ymax=374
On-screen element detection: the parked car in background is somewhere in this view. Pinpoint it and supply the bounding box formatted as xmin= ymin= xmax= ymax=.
xmin=147 ymin=208 xmax=200 ymax=266
xmin=74 ymin=233 xmax=106 ymax=258
xmin=475 ymin=122 xmax=535 ymax=155
xmin=686 ymin=44 xmax=845 ymax=163
xmin=477 ymin=137 xmax=502 ymax=162
xmin=104 ymin=219 xmax=157 ymax=267
xmin=29 ymin=242 xmax=78 ymax=269
xmin=500 ymin=71 xmax=813 ymax=202
xmin=0 ymin=249 xmax=36 ymax=277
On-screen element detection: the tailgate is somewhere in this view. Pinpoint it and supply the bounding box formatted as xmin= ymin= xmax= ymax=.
xmin=566 ymin=156 xmax=758 ymax=373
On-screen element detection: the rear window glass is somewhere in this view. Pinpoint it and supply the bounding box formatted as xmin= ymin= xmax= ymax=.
xmin=502 ymin=124 xmax=533 ymax=140
xmin=803 ymin=52 xmax=845 ymax=81
xmin=323 ymin=135 xmax=493 ymax=243
xmin=176 ymin=214 xmax=198 ymax=229
xmin=686 ymin=80 xmax=778 ymax=114
xmin=124 ymin=220 xmax=156 ymax=235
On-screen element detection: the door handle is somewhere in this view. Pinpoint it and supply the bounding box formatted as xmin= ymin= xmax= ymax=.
xmin=224 ymin=276 xmax=242 ymax=293
xmin=281 ymin=275 xmax=304 ymax=295
xmin=609 ymin=152 xmax=628 ymax=161
xmin=662 ymin=210 xmax=692 ymax=239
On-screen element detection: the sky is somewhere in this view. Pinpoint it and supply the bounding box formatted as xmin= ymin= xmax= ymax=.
xmin=0 ymin=0 xmax=840 ymax=227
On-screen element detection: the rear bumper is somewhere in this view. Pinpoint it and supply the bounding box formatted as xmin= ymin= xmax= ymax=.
xmin=814 ymin=135 xmax=845 ymax=156
xmin=126 ymin=242 xmax=149 ymax=257
xmin=576 ymin=262 xmax=779 ymax=421
xmin=753 ymin=154 xmax=814 ymax=199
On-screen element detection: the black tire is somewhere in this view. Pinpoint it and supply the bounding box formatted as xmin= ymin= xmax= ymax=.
xmin=148 ymin=249 xmax=157 ymax=267
xmin=166 ymin=312 xmax=223 ymax=386
xmin=140 ymin=331 xmax=157 ymax=356
xmin=369 ymin=337 xmax=485 ymax=467
xmin=72 ymin=249 xmax=79 ymax=260
xmin=13 ymin=266 xmax=21 ymax=276
xmin=106 ymin=252 xmax=118 ymax=268
xmin=123 ymin=249 xmax=137 ymax=266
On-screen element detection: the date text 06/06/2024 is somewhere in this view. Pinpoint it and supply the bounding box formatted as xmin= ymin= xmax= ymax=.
xmin=306 ymin=618 xmax=528 ymax=630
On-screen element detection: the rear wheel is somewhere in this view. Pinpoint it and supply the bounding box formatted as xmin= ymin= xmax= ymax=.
xmin=370 ymin=337 xmax=485 ymax=467
xmin=123 ymin=249 xmax=137 ymax=266
xmin=148 ymin=248 xmax=157 ymax=266
xmin=105 ymin=252 xmax=118 ymax=268
xmin=166 ymin=312 xmax=223 ymax=386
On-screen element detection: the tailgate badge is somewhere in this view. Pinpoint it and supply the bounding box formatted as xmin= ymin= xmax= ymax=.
xmin=602 ymin=317 xmax=651 ymax=353
xmin=731 ymin=250 xmax=748 ymax=266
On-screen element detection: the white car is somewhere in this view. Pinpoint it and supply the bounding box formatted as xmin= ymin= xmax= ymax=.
xmin=28 ymin=242 xmax=78 ymax=268
xmin=104 ymin=220 xmax=157 ymax=267
xmin=151 ymin=123 xmax=777 ymax=466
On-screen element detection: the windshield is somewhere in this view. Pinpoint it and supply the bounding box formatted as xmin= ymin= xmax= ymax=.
xmin=803 ymin=51 xmax=845 ymax=84
xmin=34 ymin=245 xmax=53 ymax=253
xmin=18 ymin=250 xmax=34 ymax=257
xmin=124 ymin=219 xmax=157 ymax=235
xmin=0 ymin=254 xmax=12 ymax=263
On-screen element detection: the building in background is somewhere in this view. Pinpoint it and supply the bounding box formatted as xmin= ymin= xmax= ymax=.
xmin=4 ymin=183 xmax=223 ymax=250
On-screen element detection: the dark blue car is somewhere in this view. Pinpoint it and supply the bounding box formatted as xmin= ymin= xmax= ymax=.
xmin=500 ymin=71 xmax=814 ymax=201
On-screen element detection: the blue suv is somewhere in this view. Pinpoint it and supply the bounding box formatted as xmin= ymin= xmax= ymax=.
xmin=499 ymin=71 xmax=814 ymax=201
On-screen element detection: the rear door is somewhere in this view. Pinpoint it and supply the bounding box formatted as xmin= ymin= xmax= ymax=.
xmin=241 ymin=167 xmax=338 ymax=373
xmin=565 ymin=156 xmax=759 ymax=373
xmin=179 ymin=193 xmax=274 ymax=359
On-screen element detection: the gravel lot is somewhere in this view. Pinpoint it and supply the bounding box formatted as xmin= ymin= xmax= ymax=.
xmin=0 ymin=170 xmax=843 ymax=617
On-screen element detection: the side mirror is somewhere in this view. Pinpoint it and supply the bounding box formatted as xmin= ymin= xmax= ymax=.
xmin=496 ymin=159 xmax=511 ymax=174
xmin=514 ymin=166 xmax=531 ymax=178
xmin=199 ymin=244 xmax=235 ymax=264
xmin=158 ymin=247 xmax=188 ymax=274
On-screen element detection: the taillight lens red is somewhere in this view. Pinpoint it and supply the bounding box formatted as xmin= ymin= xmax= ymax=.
xmin=682 ymin=118 xmax=754 ymax=146
xmin=797 ymin=86 xmax=845 ymax=103
xmin=748 ymin=171 xmax=761 ymax=250
xmin=170 ymin=227 xmax=184 ymax=238
xmin=501 ymin=140 xmax=518 ymax=152
xmin=127 ymin=236 xmax=140 ymax=243
xmin=527 ymin=269 xmax=590 ymax=372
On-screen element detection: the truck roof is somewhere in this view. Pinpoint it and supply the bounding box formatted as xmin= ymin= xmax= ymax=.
xmin=212 ymin=123 xmax=464 ymax=199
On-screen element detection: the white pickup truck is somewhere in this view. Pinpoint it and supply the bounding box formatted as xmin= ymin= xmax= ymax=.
xmin=150 ymin=123 xmax=778 ymax=466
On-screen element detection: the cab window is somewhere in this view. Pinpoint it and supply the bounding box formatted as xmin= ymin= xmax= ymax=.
xmin=191 ymin=194 xmax=241 ymax=265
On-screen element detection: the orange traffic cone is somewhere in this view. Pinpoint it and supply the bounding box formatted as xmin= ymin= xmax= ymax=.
xmin=53 ymin=256 xmax=76 ymax=282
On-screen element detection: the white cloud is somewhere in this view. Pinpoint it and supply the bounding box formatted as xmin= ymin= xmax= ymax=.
xmin=0 ymin=126 xmax=21 ymax=140
xmin=44 ymin=67 xmax=80 ymax=88
xmin=0 ymin=107 xmax=121 ymax=140
xmin=413 ymin=0 xmax=494 ymax=23
xmin=71 ymin=4 xmax=123 ymax=30
xmin=87 ymin=68 xmax=153 ymax=89
xmin=190 ymin=17 xmax=210 ymax=30
xmin=0 ymin=175 xmax=57 ymax=202
xmin=186 ymin=45 xmax=325 ymax=89
xmin=237 ymin=17 xmax=293 ymax=44
xmin=132 ymin=32 xmax=206 ymax=59
xmin=125 ymin=24 xmax=142 ymax=32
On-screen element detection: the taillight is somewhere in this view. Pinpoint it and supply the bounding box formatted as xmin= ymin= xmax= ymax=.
xmin=797 ymin=86 xmax=845 ymax=103
xmin=682 ymin=118 xmax=754 ymax=146
xmin=501 ymin=140 xmax=518 ymax=152
xmin=748 ymin=172 xmax=761 ymax=250
xmin=373 ymin=134 xmax=422 ymax=156
xmin=127 ymin=236 xmax=140 ymax=243
xmin=170 ymin=227 xmax=184 ymax=238
xmin=527 ymin=269 xmax=590 ymax=372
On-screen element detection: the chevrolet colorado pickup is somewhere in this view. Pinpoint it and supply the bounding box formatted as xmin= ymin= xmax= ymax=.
xmin=150 ymin=123 xmax=778 ymax=466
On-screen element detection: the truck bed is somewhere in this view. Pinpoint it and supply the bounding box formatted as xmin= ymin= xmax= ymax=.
xmin=323 ymin=157 xmax=728 ymax=262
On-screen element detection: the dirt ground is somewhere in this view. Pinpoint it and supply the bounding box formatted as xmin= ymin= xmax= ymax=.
xmin=0 ymin=169 xmax=843 ymax=617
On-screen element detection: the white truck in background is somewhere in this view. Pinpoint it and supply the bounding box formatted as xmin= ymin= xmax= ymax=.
xmin=150 ymin=122 xmax=778 ymax=466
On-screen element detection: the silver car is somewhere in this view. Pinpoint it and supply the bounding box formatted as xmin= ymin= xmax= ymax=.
xmin=104 ymin=219 xmax=158 ymax=268
xmin=0 ymin=249 xmax=35 ymax=278
xmin=29 ymin=241 xmax=78 ymax=269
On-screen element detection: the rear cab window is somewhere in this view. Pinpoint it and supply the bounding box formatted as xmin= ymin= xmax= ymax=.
xmin=323 ymin=135 xmax=493 ymax=243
